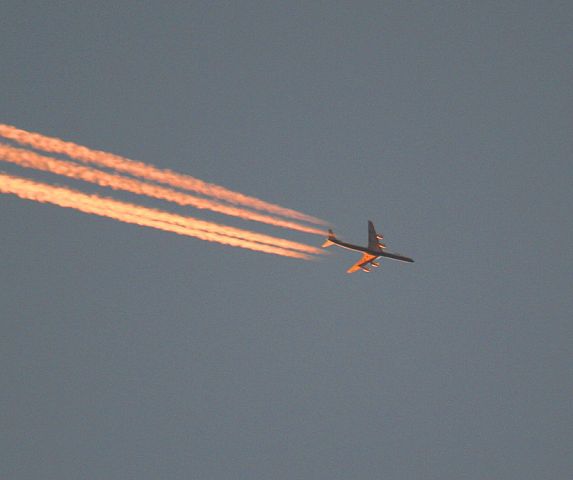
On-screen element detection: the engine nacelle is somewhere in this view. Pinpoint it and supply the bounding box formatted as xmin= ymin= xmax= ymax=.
xmin=361 ymin=266 xmax=370 ymax=272
xmin=371 ymin=262 xmax=380 ymax=267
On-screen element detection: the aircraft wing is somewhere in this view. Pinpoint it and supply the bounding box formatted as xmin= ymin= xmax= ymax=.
xmin=347 ymin=254 xmax=378 ymax=273
xmin=368 ymin=220 xmax=385 ymax=250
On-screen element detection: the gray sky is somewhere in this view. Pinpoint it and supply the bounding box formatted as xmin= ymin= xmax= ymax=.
xmin=1 ymin=2 xmax=571 ymax=479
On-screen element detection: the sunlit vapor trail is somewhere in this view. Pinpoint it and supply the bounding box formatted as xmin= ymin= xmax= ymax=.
xmin=0 ymin=143 xmax=325 ymax=235
xmin=0 ymin=123 xmax=327 ymax=226
xmin=0 ymin=173 xmax=317 ymax=259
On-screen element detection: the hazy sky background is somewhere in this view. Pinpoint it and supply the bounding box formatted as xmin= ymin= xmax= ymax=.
xmin=2 ymin=2 xmax=571 ymax=479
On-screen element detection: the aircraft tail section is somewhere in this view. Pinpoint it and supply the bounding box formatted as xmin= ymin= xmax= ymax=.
xmin=322 ymin=229 xmax=336 ymax=247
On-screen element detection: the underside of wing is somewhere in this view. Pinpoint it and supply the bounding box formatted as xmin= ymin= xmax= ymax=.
xmin=368 ymin=220 xmax=385 ymax=250
xmin=347 ymin=254 xmax=377 ymax=273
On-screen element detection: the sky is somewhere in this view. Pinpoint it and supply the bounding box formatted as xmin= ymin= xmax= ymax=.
xmin=1 ymin=2 xmax=572 ymax=479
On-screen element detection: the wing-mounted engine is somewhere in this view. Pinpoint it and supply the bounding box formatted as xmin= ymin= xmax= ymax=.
xmin=376 ymin=233 xmax=386 ymax=250
xmin=376 ymin=234 xmax=386 ymax=250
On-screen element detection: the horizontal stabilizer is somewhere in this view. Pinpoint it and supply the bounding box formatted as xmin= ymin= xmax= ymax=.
xmin=322 ymin=229 xmax=336 ymax=248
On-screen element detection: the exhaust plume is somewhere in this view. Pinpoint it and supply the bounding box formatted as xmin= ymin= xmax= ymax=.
xmin=0 ymin=143 xmax=325 ymax=235
xmin=0 ymin=123 xmax=327 ymax=226
xmin=0 ymin=173 xmax=321 ymax=259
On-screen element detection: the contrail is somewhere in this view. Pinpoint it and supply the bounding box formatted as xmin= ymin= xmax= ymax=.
xmin=0 ymin=173 xmax=322 ymax=259
xmin=0 ymin=123 xmax=327 ymax=226
xmin=0 ymin=143 xmax=325 ymax=235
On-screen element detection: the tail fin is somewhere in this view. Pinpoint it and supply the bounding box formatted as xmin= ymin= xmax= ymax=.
xmin=322 ymin=229 xmax=336 ymax=248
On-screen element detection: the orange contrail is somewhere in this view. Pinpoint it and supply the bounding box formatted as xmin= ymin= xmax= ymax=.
xmin=0 ymin=166 xmax=322 ymax=256
xmin=0 ymin=173 xmax=317 ymax=260
xmin=0 ymin=150 xmax=323 ymax=254
xmin=0 ymin=123 xmax=328 ymax=226
xmin=0 ymin=143 xmax=325 ymax=235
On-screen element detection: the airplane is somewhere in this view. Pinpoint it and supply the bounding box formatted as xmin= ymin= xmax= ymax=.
xmin=322 ymin=220 xmax=414 ymax=273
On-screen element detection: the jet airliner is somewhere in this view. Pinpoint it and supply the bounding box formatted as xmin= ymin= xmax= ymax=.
xmin=322 ymin=221 xmax=414 ymax=273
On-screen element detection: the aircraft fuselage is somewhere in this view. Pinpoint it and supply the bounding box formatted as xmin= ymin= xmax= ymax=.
xmin=330 ymin=239 xmax=414 ymax=263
